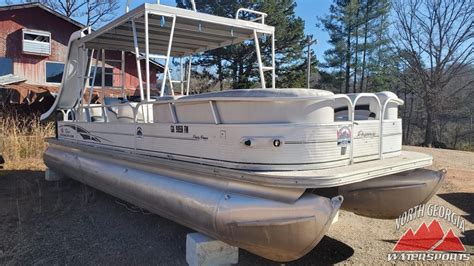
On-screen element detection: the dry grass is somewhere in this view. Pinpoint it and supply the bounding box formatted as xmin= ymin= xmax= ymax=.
xmin=1 ymin=115 xmax=54 ymax=170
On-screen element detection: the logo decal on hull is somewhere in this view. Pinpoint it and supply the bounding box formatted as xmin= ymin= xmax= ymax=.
xmin=337 ymin=126 xmax=351 ymax=155
xmin=59 ymin=125 xmax=111 ymax=143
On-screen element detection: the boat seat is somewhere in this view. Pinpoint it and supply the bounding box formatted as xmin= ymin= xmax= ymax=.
xmin=177 ymin=88 xmax=334 ymax=100
xmin=172 ymin=89 xmax=336 ymax=124
xmin=88 ymin=104 xmax=105 ymax=122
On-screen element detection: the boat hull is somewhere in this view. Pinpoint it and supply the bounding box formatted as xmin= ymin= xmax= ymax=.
xmin=337 ymin=168 xmax=445 ymax=219
xmin=44 ymin=143 xmax=342 ymax=262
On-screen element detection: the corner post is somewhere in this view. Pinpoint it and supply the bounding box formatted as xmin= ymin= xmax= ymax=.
xmin=144 ymin=11 xmax=151 ymax=103
xmin=131 ymin=19 xmax=145 ymax=101
xmin=253 ymin=30 xmax=266 ymax=89
xmin=271 ymin=32 xmax=276 ymax=89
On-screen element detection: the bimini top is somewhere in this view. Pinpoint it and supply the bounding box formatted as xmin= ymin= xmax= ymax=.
xmin=80 ymin=3 xmax=275 ymax=57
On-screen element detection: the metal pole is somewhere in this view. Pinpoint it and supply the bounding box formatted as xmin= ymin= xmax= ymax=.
xmin=79 ymin=48 xmax=93 ymax=108
xmin=180 ymin=57 xmax=184 ymax=95
xmin=89 ymin=49 xmax=100 ymax=106
xmin=101 ymin=49 xmax=105 ymax=91
xmin=121 ymin=51 xmax=125 ymax=98
xmin=186 ymin=55 xmax=192 ymax=95
xmin=306 ymin=35 xmax=317 ymax=89
xmin=101 ymin=49 xmax=107 ymax=122
xmin=271 ymin=33 xmax=275 ymax=89
xmin=167 ymin=68 xmax=175 ymax=96
xmin=470 ymin=113 xmax=472 ymax=151
xmin=160 ymin=15 xmax=177 ymax=96
xmin=253 ymin=30 xmax=266 ymax=89
xmin=132 ymin=19 xmax=145 ymax=101
xmin=145 ymin=11 xmax=151 ymax=102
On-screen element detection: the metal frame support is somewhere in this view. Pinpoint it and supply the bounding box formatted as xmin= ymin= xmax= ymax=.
xmin=101 ymin=49 xmax=106 ymax=91
xmin=167 ymin=68 xmax=175 ymax=96
xmin=121 ymin=51 xmax=126 ymax=98
xmin=271 ymin=33 xmax=276 ymax=89
xmin=131 ymin=19 xmax=145 ymax=101
xmin=101 ymin=49 xmax=107 ymax=122
xmin=180 ymin=57 xmax=184 ymax=95
xmin=160 ymin=15 xmax=177 ymax=96
xmin=78 ymin=48 xmax=93 ymax=108
xmin=306 ymin=35 xmax=317 ymax=89
xmin=88 ymin=49 xmax=101 ymax=107
xmin=186 ymin=56 xmax=192 ymax=95
xmin=145 ymin=11 xmax=151 ymax=101
xmin=253 ymin=30 xmax=266 ymax=89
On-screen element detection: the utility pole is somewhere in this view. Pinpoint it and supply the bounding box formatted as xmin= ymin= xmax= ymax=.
xmin=470 ymin=112 xmax=472 ymax=151
xmin=306 ymin=35 xmax=318 ymax=89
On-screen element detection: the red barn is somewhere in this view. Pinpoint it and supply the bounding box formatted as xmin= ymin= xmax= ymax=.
xmin=0 ymin=2 xmax=162 ymax=110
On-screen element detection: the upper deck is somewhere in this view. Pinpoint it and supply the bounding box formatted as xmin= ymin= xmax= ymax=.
xmin=80 ymin=3 xmax=275 ymax=57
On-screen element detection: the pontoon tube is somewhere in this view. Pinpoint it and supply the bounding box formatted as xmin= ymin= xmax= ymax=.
xmin=44 ymin=143 xmax=342 ymax=262
xmin=337 ymin=168 xmax=445 ymax=219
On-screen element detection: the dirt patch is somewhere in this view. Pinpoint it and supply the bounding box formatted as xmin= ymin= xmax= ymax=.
xmin=0 ymin=147 xmax=472 ymax=265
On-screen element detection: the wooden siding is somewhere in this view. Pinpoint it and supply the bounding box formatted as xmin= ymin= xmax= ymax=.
xmin=0 ymin=6 xmax=160 ymax=94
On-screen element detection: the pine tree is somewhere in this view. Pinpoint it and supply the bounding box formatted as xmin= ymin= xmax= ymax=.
xmin=363 ymin=0 xmax=391 ymax=92
xmin=318 ymin=0 xmax=391 ymax=93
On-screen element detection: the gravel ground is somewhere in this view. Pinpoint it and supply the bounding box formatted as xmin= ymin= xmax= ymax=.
xmin=0 ymin=146 xmax=472 ymax=265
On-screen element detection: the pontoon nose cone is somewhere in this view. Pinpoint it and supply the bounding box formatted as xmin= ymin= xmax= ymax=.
xmin=338 ymin=169 xmax=446 ymax=219
xmin=215 ymin=195 xmax=343 ymax=262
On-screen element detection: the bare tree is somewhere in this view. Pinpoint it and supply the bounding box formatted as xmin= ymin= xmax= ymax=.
xmin=16 ymin=0 xmax=119 ymax=27
xmin=83 ymin=0 xmax=120 ymax=27
xmin=392 ymin=0 xmax=474 ymax=146
xmin=41 ymin=0 xmax=85 ymax=17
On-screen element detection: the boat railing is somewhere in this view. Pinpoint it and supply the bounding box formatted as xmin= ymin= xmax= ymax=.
xmin=235 ymin=8 xmax=268 ymax=24
xmin=350 ymin=93 xmax=382 ymax=164
xmin=68 ymin=92 xmax=402 ymax=165
xmin=380 ymin=97 xmax=404 ymax=159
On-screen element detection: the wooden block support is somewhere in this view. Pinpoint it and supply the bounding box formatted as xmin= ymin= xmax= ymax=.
xmin=186 ymin=232 xmax=238 ymax=266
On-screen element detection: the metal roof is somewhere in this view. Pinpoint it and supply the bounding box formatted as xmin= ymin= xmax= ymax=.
xmin=0 ymin=3 xmax=84 ymax=28
xmin=80 ymin=3 xmax=275 ymax=57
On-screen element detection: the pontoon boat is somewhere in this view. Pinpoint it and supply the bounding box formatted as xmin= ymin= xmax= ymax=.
xmin=41 ymin=2 xmax=445 ymax=262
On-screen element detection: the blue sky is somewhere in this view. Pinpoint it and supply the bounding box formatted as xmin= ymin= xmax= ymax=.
xmin=118 ymin=0 xmax=332 ymax=61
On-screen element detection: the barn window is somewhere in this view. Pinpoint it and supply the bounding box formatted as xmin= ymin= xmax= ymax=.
xmin=89 ymin=67 xmax=114 ymax=87
xmin=45 ymin=62 xmax=64 ymax=83
xmin=0 ymin=58 xmax=13 ymax=76
xmin=22 ymin=29 xmax=51 ymax=56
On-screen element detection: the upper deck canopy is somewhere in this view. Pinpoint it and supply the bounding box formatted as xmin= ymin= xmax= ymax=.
xmin=80 ymin=3 xmax=275 ymax=57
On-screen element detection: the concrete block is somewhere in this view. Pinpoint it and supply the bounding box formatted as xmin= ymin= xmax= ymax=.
xmin=45 ymin=169 xmax=65 ymax=181
xmin=186 ymin=232 xmax=238 ymax=266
